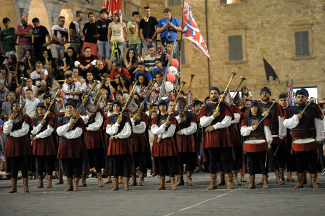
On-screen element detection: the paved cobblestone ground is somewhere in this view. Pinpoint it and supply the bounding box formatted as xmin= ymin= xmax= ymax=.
xmin=1 ymin=172 xmax=325 ymax=216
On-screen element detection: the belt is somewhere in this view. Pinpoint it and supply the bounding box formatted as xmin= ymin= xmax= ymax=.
xmin=291 ymin=129 xmax=316 ymax=133
xmin=59 ymin=138 xmax=81 ymax=142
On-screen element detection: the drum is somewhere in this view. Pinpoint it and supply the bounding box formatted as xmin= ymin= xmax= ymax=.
xmin=292 ymin=138 xmax=318 ymax=152
xmin=243 ymin=139 xmax=268 ymax=153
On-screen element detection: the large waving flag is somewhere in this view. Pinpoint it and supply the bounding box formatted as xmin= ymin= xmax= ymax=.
xmin=263 ymin=58 xmax=280 ymax=83
xmin=182 ymin=0 xmax=210 ymax=58
xmin=102 ymin=0 xmax=122 ymax=18
xmin=288 ymin=78 xmax=295 ymax=106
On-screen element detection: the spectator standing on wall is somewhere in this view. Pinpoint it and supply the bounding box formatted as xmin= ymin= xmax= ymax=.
xmin=50 ymin=16 xmax=68 ymax=74
xmin=69 ymin=11 xmax=84 ymax=56
xmin=82 ymin=12 xmax=98 ymax=57
xmin=127 ymin=11 xmax=142 ymax=57
xmin=107 ymin=13 xmax=128 ymax=64
xmin=32 ymin=18 xmax=51 ymax=60
xmin=0 ymin=18 xmax=16 ymax=64
xmin=15 ymin=16 xmax=33 ymax=62
xmin=96 ymin=9 xmax=112 ymax=69
xmin=139 ymin=6 xmax=158 ymax=55
xmin=157 ymin=8 xmax=182 ymax=53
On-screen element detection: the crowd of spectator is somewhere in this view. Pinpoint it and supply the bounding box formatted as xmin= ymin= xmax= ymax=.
xmin=0 ymin=6 xmax=183 ymax=121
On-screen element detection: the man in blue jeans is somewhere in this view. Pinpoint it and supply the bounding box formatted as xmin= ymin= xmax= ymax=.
xmin=96 ymin=9 xmax=112 ymax=68
xmin=157 ymin=8 xmax=182 ymax=53
xmin=140 ymin=6 xmax=158 ymax=55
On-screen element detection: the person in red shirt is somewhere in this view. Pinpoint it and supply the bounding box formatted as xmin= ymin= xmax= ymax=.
xmin=110 ymin=61 xmax=131 ymax=91
xmin=15 ymin=16 xmax=33 ymax=62
xmin=74 ymin=46 xmax=97 ymax=79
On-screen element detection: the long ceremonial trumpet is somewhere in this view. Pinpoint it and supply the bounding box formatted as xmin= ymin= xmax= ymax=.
xmin=188 ymin=74 xmax=195 ymax=93
xmin=133 ymin=80 xmax=157 ymax=120
xmin=118 ymin=80 xmax=139 ymax=119
xmin=157 ymin=81 xmax=186 ymax=143
xmin=235 ymin=76 xmax=247 ymax=92
xmin=207 ymin=72 xmax=236 ymax=129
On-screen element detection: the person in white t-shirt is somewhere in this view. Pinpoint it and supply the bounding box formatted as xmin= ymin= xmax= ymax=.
xmin=30 ymin=61 xmax=48 ymax=89
xmin=22 ymin=78 xmax=37 ymax=98
xmin=24 ymin=88 xmax=40 ymax=117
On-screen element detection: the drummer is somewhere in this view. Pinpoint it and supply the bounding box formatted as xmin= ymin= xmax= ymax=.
xmin=283 ymin=89 xmax=324 ymax=188
xmin=240 ymin=100 xmax=272 ymax=189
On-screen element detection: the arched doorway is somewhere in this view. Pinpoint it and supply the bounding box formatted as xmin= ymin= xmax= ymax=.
xmin=0 ymin=0 xmax=19 ymax=29
xmin=28 ymin=0 xmax=51 ymax=31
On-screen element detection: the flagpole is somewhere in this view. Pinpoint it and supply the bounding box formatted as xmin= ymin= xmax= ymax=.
xmin=178 ymin=0 xmax=185 ymax=92
xmin=205 ymin=0 xmax=211 ymax=90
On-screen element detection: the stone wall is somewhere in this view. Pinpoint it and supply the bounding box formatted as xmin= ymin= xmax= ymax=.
xmin=140 ymin=0 xmax=325 ymax=101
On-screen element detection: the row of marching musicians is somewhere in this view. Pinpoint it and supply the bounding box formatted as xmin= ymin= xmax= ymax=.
xmin=3 ymin=83 xmax=323 ymax=193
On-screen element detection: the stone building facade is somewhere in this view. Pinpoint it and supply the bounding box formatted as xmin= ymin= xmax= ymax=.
xmin=140 ymin=0 xmax=325 ymax=101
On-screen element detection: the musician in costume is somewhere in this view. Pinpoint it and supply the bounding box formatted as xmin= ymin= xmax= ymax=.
xmin=151 ymin=100 xmax=178 ymax=190
xmin=105 ymin=100 xmax=133 ymax=191
xmin=216 ymin=91 xmax=242 ymax=186
xmin=103 ymin=99 xmax=114 ymax=184
xmin=198 ymin=87 xmax=234 ymax=190
xmin=175 ymin=97 xmax=197 ymax=186
xmin=54 ymin=96 xmax=66 ymax=185
xmin=3 ymin=99 xmax=33 ymax=193
xmin=240 ymin=100 xmax=272 ymax=189
xmin=278 ymin=93 xmax=296 ymax=181
xmin=130 ymin=99 xmax=150 ymax=186
xmin=283 ymin=89 xmax=324 ymax=188
xmin=81 ymin=101 xmax=105 ymax=187
xmin=258 ymin=87 xmax=286 ymax=185
xmin=81 ymin=71 xmax=100 ymax=98
xmin=56 ymin=102 xmax=86 ymax=191
xmin=31 ymin=103 xmax=56 ymax=188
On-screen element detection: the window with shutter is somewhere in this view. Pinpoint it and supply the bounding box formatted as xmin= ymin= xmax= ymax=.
xmin=168 ymin=0 xmax=182 ymax=7
xmin=228 ymin=35 xmax=243 ymax=61
xmin=295 ymin=31 xmax=310 ymax=57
